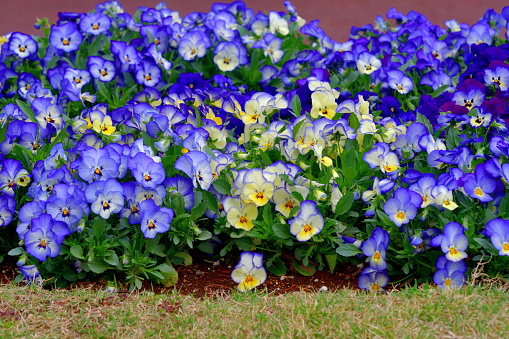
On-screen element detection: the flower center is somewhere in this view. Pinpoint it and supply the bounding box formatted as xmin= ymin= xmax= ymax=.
xmin=503 ymin=243 xmax=509 ymax=251
xmin=93 ymin=24 xmax=99 ymax=30
xmin=303 ymin=224 xmax=313 ymax=233
xmin=62 ymin=208 xmax=69 ymax=216
xmin=40 ymin=239 xmax=46 ymax=248
xmin=20 ymin=46 xmax=25 ymax=52
xmin=396 ymin=211 xmax=405 ymax=220
xmin=239 ymin=216 xmax=248 ymax=224
xmin=63 ymin=38 xmax=69 ymax=45
xmin=148 ymin=221 xmax=155 ymax=229
xmin=284 ymin=200 xmax=294 ymax=210
xmin=245 ymin=275 xmax=254 ymax=284
xmin=444 ymin=278 xmax=451 ymax=286
xmin=449 ymin=247 xmax=458 ymax=255
xmin=475 ymin=188 xmax=483 ymax=196
xmin=373 ymin=252 xmax=381 ymax=260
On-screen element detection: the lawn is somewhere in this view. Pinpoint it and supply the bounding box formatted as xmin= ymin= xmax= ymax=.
xmin=1 ymin=281 xmax=508 ymax=338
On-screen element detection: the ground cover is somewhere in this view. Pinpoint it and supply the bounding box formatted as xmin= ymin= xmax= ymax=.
xmin=1 ymin=281 xmax=508 ymax=338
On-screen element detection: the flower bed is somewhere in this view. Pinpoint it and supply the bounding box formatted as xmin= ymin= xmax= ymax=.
xmin=1 ymin=1 xmax=509 ymax=292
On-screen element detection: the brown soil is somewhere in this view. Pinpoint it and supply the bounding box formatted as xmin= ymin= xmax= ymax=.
xmin=0 ymin=255 xmax=372 ymax=298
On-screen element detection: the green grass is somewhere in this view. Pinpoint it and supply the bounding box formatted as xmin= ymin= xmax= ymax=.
xmin=1 ymin=281 xmax=508 ymax=338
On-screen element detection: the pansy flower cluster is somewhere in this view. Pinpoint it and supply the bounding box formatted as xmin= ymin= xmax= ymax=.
xmin=2 ymin=1 xmax=509 ymax=290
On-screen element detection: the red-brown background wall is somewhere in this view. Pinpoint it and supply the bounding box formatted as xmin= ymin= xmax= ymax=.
xmin=1 ymin=0 xmax=507 ymax=42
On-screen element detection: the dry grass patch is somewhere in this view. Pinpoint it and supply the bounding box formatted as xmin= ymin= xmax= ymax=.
xmin=1 ymin=282 xmax=508 ymax=338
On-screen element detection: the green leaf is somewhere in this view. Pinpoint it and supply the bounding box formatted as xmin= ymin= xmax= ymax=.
xmin=153 ymin=263 xmax=179 ymax=287
xmin=272 ymin=223 xmax=291 ymax=239
xmin=70 ymin=245 xmax=84 ymax=260
xmin=198 ymin=242 xmax=214 ymax=254
xmin=197 ymin=230 xmax=212 ymax=241
xmin=291 ymin=190 xmax=304 ymax=202
xmin=170 ymin=193 xmax=186 ymax=216
xmin=15 ymin=100 xmax=38 ymax=124
xmin=446 ymin=128 xmax=461 ymax=150
xmin=335 ymin=192 xmax=354 ymax=216
xmin=212 ymin=179 xmax=231 ymax=195
xmin=473 ymin=238 xmax=497 ymax=253
xmin=325 ymin=253 xmax=337 ymax=274
xmin=262 ymin=204 xmax=273 ymax=226
xmin=291 ymin=94 xmax=302 ymax=116
xmin=498 ymin=195 xmax=509 ymax=218
xmin=266 ymin=257 xmax=286 ymax=276
xmin=236 ymin=237 xmax=253 ymax=251
xmin=190 ymin=199 xmax=208 ymax=221
xmin=336 ymin=243 xmax=362 ymax=257
xmin=201 ymin=189 xmax=218 ymax=213
xmin=87 ymin=259 xmax=110 ymax=273
xmin=260 ymin=150 xmax=272 ymax=166
xmin=416 ymin=112 xmax=433 ymax=134
xmin=103 ymin=252 xmax=119 ymax=266
xmin=8 ymin=247 xmax=24 ymax=256
xmin=343 ymin=167 xmax=356 ymax=187
xmin=292 ymin=118 xmax=306 ymax=140
xmin=376 ymin=210 xmax=394 ymax=227
xmin=431 ymin=84 xmax=449 ymax=98
xmin=174 ymin=252 xmax=192 ymax=266
xmin=292 ymin=259 xmax=316 ymax=276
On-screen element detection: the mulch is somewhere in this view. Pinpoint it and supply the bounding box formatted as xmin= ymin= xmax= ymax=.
xmin=0 ymin=254 xmax=375 ymax=298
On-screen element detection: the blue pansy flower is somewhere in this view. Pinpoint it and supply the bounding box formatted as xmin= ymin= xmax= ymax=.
xmin=362 ymin=227 xmax=390 ymax=270
xmin=79 ymin=12 xmax=111 ymax=35
xmin=85 ymin=178 xmax=124 ymax=219
xmin=24 ymin=213 xmax=70 ymax=261
xmin=175 ymin=150 xmax=213 ymax=190
xmin=0 ymin=195 xmax=16 ymax=227
xmin=87 ymin=56 xmax=116 ymax=82
xmin=9 ymin=32 xmax=37 ymax=59
xmin=49 ymin=22 xmax=83 ymax=52
xmin=139 ymin=198 xmax=174 ymax=238
xmin=358 ymin=268 xmax=389 ymax=292
xmin=433 ymin=255 xmax=466 ymax=289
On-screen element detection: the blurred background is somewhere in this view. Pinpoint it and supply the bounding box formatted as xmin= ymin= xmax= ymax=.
xmin=1 ymin=0 xmax=506 ymax=42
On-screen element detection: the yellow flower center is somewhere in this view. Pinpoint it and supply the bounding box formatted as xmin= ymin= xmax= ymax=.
xmin=148 ymin=221 xmax=155 ymax=229
xmin=20 ymin=46 xmax=25 ymax=52
xmin=371 ymin=283 xmax=379 ymax=291
xmin=444 ymin=278 xmax=451 ymax=286
xmin=503 ymin=243 xmax=509 ymax=251
xmin=396 ymin=211 xmax=405 ymax=220
xmin=62 ymin=209 xmax=69 ymax=216
xmin=103 ymin=201 xmax=109 ymax=209
xmin=224 ymin=58 xmax=230 ymax=64
xmin=284 ymin=200 xmax=294 ymax=210
xmin=144 ymin=174 xmax=151 ymax=181
xmin=40 ymin=239 xmax=46 ymax=248
xmin=373 ymin=252 xmax=381 ymax=260
xmin=449 ymin=247 xmax=458 ymax=256
xmin=239 ymin=216 xmax=248 ymax=225
xmin=94 ymin=168 xmax=102 ymax=175
xmin=145 ymin=75 xmax=151 ymax=81
xmin=255 ymin=192 xmax=265 ymax=201
xmin=245 ymin=275 xmax=254 ymax=284
xmin=475 ymin=188 xmax=483 ymax=196
xmin=303 ymin=224 xmax=313 ymax=233
xmin=101 ymin=70 xmax=107 ymax=76
xmin=63 ymin=38 xmax=69 ymax=45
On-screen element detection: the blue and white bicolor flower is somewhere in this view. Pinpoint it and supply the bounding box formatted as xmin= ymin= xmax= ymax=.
xmin=231 ymin=251 xmax=267 ymax=292
xmin=49 ymin=22 xmax=83 ymax=52
xmin=24 ymin=213 xmax=70 ymax=262
xmin=85 ymin=178 xmax=124 ymax=219
xmin=289 ymin=200 xmax=324 ymax=241
xmin=9 ymin=32 xmax=37 ymax=59
xmin=139 ymin=199 xmax=174 ymax=239
xmin=175 ymin=150 xmax=213 ymax=190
